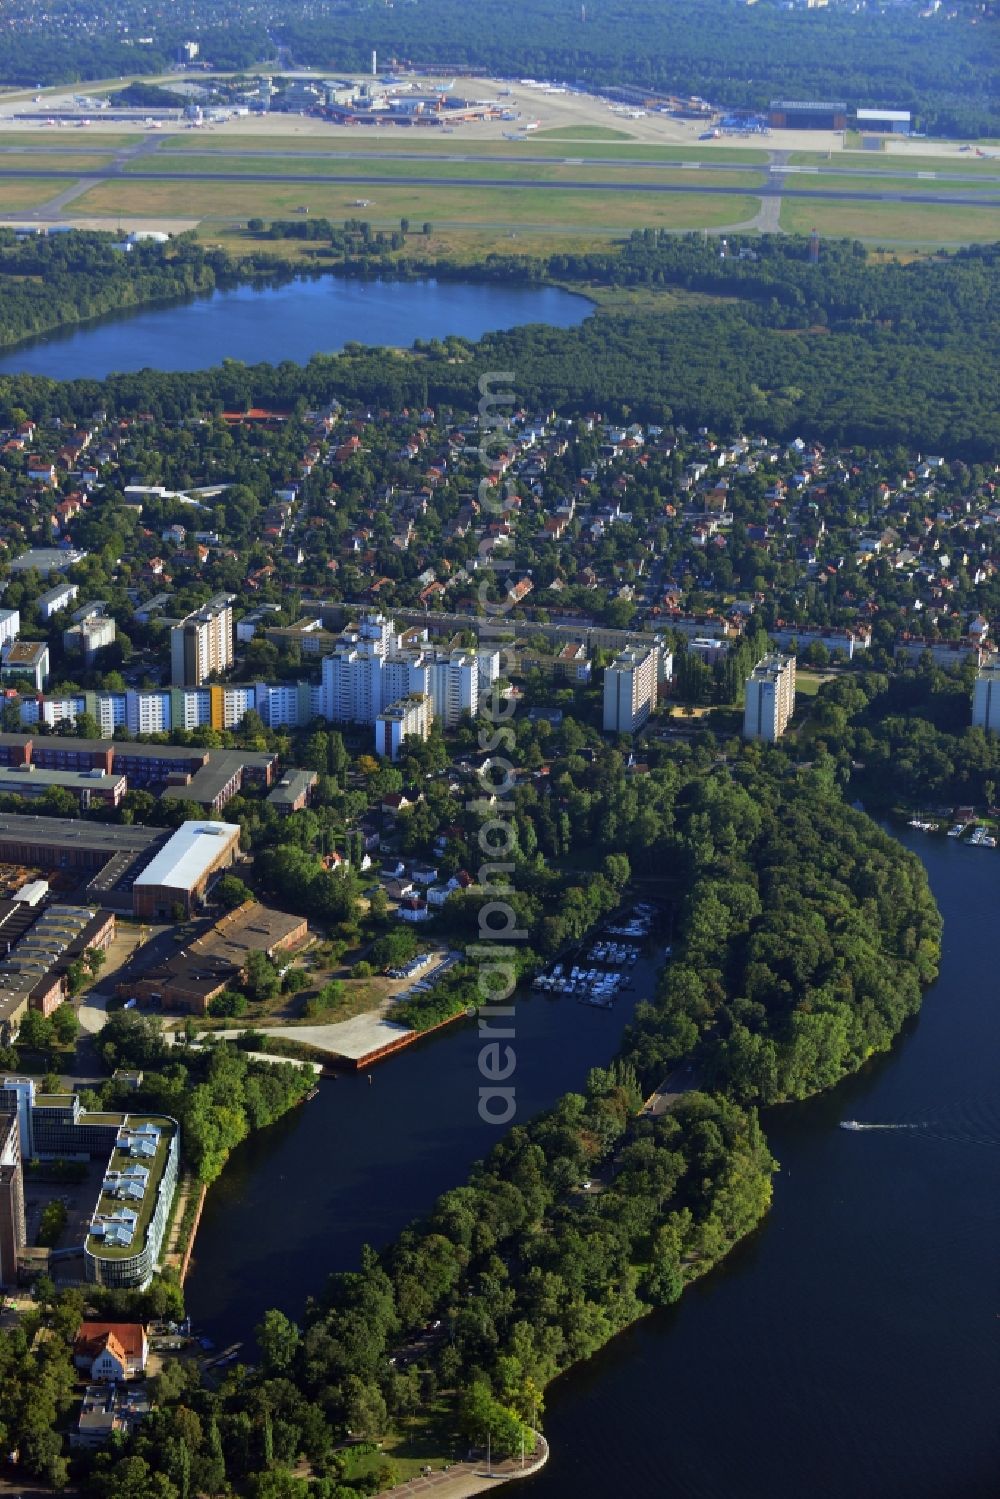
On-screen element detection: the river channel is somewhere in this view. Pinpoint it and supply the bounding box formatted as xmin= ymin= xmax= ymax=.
xmin=187 ymin=830 xmax=1000 ymax=1498
xmin=0 ymin=274 xmax=591 ymax=380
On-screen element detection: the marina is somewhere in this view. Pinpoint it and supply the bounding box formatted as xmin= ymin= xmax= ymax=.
xmin=910 ymin=817 xmax=996 ymax=847
xmin=532 ymin=904 xmax=663 ymax=1006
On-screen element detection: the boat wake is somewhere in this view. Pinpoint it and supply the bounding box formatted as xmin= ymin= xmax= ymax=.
xmin=839 ymin=1120 xmax=925 ymax=1132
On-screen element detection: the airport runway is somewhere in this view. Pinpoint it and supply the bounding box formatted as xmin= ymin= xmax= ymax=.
xmin=0 ymin=162 xmax=997 ymax=208
xmin=0 ymin=141 xmax=998 ymax=189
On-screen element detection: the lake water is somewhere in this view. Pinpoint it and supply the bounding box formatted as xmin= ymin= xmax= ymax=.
xmin=186 ymin=835 xmax=1000 ymax=1497
xmin=0 ymin=275 xmax=592 ymax=380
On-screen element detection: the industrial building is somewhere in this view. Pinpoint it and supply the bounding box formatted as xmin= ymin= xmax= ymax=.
xmin=266 ymin=768 xmax=319 ymax=815
xmin=131 ymin=821 xmax=241 ymax=920
xmin=743 ymin=653 xmax=797 ymax=742
xmin=0 ymin=812 xmax=160 ymax=876
xmin=0 ymin=813 xmax=242 ymax=920
xmin=121 ymin=900 xmax=308 ymax=1014
xmin=855 ymin=108 xmax=911 ymax=135
xmin=170 ymin=593 xmax=235 ymax=686
xmin=768 ymin=100 xmax=848 ymax=130
xmin=603 ymin=645 xmax=659 ymax=735
xmin=0 ymin=765 xmax=126 ymax=810
xmin=0 ymin=902 xmax=115 ymax=1045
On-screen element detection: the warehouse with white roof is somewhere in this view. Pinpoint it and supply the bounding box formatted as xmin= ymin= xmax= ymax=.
xmin=132 ymin=821 xmax=241 ymax=919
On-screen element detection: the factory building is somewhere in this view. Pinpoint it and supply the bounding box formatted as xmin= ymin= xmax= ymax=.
xmin=131 ymin=821 xmax=241 ymax=920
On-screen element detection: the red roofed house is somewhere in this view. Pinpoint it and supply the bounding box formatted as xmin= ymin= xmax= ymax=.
xmin=26 ymin=457 xmax=57 ymax=486
xmin=73 ymin=1322 xmax=148 ymax=1382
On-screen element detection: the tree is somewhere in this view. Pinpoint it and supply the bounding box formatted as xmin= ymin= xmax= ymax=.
xmin=244 ymin=950 xmax=280 ymax=1003
xmin=17 ymin=1007 xmax=54 ymax=1055
xmin=367 ymin=885 xmax=389 ymax=923
xmin=343 ymin=1374 xmax=388 ymax=1439
xmin=51 ymin=1003 xmax=79 ymax=1046
xmin=37 ymin=1199 xmax=68 ymax=1247
xmin=85 ymin=945 xmax=107 ymax=977
xmin=75 ymin=710 xmax=102 ymax=739
xmin=216 ymin=873 xmax=253 ymax=910
xmin=256 ymin=1308 xmax=301 ymax=1375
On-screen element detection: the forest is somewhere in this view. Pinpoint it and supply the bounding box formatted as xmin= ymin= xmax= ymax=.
xmin=0 ymin=234 xmax=997 ymax=459
xmin=0 ymin=0 xmax=995 ymax=136
xmin=802 ymin=660 xmax=1000 ymax=810
xmin=94 ymin=1010 xmax=316 ymax=1184
xmin=281 ymin=0 xmax=998 ymax=137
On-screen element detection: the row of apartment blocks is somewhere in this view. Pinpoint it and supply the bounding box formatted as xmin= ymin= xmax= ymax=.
xmin=14 ymin=615 xmax=499 ymax=762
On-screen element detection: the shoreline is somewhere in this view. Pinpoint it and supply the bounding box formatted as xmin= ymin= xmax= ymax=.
xmin=372 ymin=1434 xmax=549 ymax=1498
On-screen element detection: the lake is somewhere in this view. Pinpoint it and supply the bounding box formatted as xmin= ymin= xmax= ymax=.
xmin=0 ymin=275 xmax=592 ymax=380
xmin=186 ymin=833 xmax=1000 ymax=1497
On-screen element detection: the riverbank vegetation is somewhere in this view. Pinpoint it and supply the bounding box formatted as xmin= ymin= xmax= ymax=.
xmin=802 ymin=660 xmax=1000 ymax=812
xmin=93 ymin=1010 xmax=316 ymax=1183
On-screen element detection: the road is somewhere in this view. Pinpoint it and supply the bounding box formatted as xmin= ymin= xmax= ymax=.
xmin=0 ymin=163 xmax=996 ymax=209
xmin=641 ymin=1060 xmax=700 ymax=1117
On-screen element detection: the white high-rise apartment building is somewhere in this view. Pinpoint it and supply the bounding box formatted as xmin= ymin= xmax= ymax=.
xmin=376 ymin=693 xmax=433 ymax=761
xmin=428 ymin=651 xmax=479 ymax=727
xmin=743 ymin=653 xmax=797 ymax=742
xmin=170 ymin=593 xmax=235 ymax=686
xmin=603 ymin=645 xmax=658 ymax=735
xmin=972 ymin=656 xmax=1000 ymax=734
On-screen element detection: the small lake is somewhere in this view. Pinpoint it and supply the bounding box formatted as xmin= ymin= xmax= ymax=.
xmin=0 ymin=275 xmax=592 ymax=380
